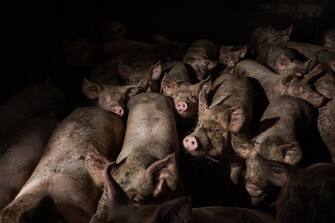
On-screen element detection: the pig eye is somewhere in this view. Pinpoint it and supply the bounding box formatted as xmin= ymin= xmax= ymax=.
xmin=213 ymin=127 xmax=222 ymax=134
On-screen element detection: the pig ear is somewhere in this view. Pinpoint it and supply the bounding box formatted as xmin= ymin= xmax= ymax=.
xmin=226 ymin=106 xmax=245 ymax=134
xmin=198 ymin=90 xmax=209 ymax=113
xmin=199 ymin=76 xmax=212 ymax=95
xmin=276 ymin=55 xmax=291 ymax=71
xmin=162 ymin=74 xmax=178 ymax=96
xmin=85 ymin=148 xmax=108 ymax=188
xmin=147 ymin=153 xmax=178 ymax=199
xmin=285 ymin=25 xmax=293 ymax=36
xmin=239 ymin=46 xmax=248 ymax=58
xmin=281 ymin=74 xmax=297 ymax=86
xmin=118 ymin=60 xmax=133 ymax=79
xmin=150 ymin=61 xmax=163 ymax=80
xmin=278 ymin=142 xmax=302 ymax=165
xmin=231 ymin=135 xmax=250 ymax=159
xmin=82 ymin=78 xmax=101 ymax=99
xmin=330 ymin=61 xmax=335 ymax=72
xmin=219 ymin=46 xmax=229 ymax=59
xmin=150 ymin=197 xmax=192 ymax=223
xmin=104 ymin=163 xmax=131 ymax=210
xmin=121 ymin=81 xmax=146 ymax=98
xmin=258 ymin=155 xmax=296 ymax=188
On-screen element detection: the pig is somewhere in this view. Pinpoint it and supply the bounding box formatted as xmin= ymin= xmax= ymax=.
xmin=90 ymin=93 xmax=181 ymax=223
xmin=311 ymin=66 xmax=335 ymax=162
xmin=232 ymin=96 xmax=314 ymax=205
xmin=235 ymin=59 xmax=326 ymax=108
xmin=183 ymin=73 xmax=254 ymax=184
xmin=183 ymin=40 xmax=218 ymax=80
xmin=82 ymin=77 xmax=145 ymax=117
xmin=266 ymin=46 xmax=316 ymax=76
xmin=161 ymin=62 xmax=212 ymax=119
xmin=0 ymin=107 xmax=124 ymax=223
xmin=317 ymin=50 xmax=335 ymax=72
xmin=89 ymin=164 xmax=275 ymax=223
xmin=98 ymin=39 xmax=164 ymax=91
xmin=284 ymin=41 xmax=332 ymax=59
xmin=324 ymin=28 xmax=335 ymax=49
xmin=259 ymin=158 xmax=335 ymax=223
xmin=0 ymin=116 xmax=58 ymax=211
xmin=251 ymin=25 xmax=315 ymax=76
xmin=250 ymin=25 xmax=293 ymax=64
xmin=0 ymin=84 xmax=68 ymax=136
xmin=219 ymin=45 xmax=248 ymax=73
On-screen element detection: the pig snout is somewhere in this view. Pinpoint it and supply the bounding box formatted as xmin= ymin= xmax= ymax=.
xmin=183 ymin=135 xmax=199 ymax=151
xmin=245 ymin=182 xmax=264 ymax=197
xmin=175 ymin=100 xmax=188 ymax=112
xmin=111 ymin=106 xmax=124 ymax=117
xmin=228 ymin=59 xmax=235 ymax=67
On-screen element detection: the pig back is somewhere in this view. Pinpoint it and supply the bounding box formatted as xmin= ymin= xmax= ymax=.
xmin=212 ymin=74 xmax=254 ymax=117
xmin=261 ymin=95 xmax=313 ymax=124
xmin=259 ymin=96 xmax=314 ymax=141
xmin=36 ymin=107 xmax=124 ymax=172
xmin=117 ymin=93 xmax=178 ymax=162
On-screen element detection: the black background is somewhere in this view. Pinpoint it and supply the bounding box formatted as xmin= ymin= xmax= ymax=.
xmin=0 ymin=0 xmax=334 ymax=101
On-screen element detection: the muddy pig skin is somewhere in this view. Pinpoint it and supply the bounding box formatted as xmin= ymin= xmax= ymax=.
xmin=183 ymin=40 xmax=218 ymax=80
xmin=250 ymin=25 xmax=292 ymax=64
xmin=236 ymin=59 xmax=326 ymax=108
xmin=0 ymin=117 xmax=58 ymax=211
xmin=312 ymin=69 xmax=335 ymax=162
xmin=260 ymin=159 xmax=335 ymax=223
xmin=233 ymin=96 xmax=313 ymax=205
xmin=161 ymin=62 xmax=211 ymax=119
xmin=266 ymin=46 xmax=316 ymax=77
xmin=90 ymin=93 xmax=180 ymax=223
xmin=183 ymin=73 xmax=254 ymax=184
xmin=0 ymin=107 xmax=124 ymax=223
xmin=90 ymin=164 xmax=274 ymax=223
xmin=0 ymin=85 xmax=67 ymax=136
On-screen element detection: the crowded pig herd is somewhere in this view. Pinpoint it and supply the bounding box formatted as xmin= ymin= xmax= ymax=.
xmin=0 ymin=23 xmax=335 ymax=223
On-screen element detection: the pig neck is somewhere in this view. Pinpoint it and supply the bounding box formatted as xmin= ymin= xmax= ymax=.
xmin=242 ymin=65 xmax=279 ymax=101
xmin=258 ymin=116 xmax=298 ymax=144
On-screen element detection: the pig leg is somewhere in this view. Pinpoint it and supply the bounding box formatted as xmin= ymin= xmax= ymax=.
xmin=1 ymin=178 xmax=49 ymax=223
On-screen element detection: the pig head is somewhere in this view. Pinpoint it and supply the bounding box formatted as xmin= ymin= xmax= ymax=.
xmin=82 ymin=78 xmax=145 ymax=117
xmin=161 ymin=75 xmax=212 ymax=119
